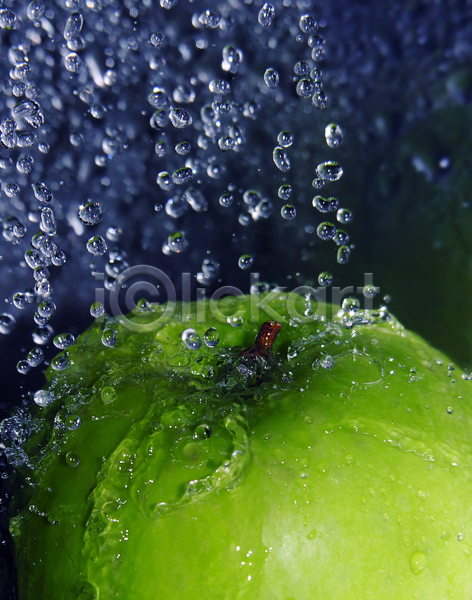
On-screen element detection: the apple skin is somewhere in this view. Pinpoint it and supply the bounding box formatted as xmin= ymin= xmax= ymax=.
xmin=9 ymin=293 xmax=472 ymax=599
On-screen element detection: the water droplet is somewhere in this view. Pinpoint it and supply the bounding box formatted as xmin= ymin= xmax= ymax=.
xmin=458 ymin=532 xmax=465 ymax=541
xmin=264 ymin=68 xmax=279 ymax=89
xmin=169 ymin=107 xmax=193 ymax=129
xmin=277 ymin=131 xmax=293 ymax=148
xmin=316 ymin=222 xmax=336 ymax=241
xmin=317 ymin=161 xmax=343 ymax=182
xmin=321 ymin=355 xmax=335 ymax=369
xmin=64 ymin=12 xmax=83 ymax=41
xmin=299 ymin=14 xmax=318 ymax=33
xmin=296 ymin=79 xmax=314 ymax=98
xmin=238 ymin=254 xmax=254 ymax=270
xmin=101 ymin=328 xmax=116 ymax=348
xmin=27 ymin=0 xmax=45 ymax=20
xmin=38 ymin=300 xmax=56 ymax=319
xmin=16 ymin=155 xmax=34 ymax=174
xmin=446 ymin=406 xmax=454 ymax=414
xmin=182 ymin=328 xmax=202 ymax=350
xmin=33 ymin=390 xmax=54 ymax=407
xmin=409 ymin=551 xmax=427 ymax=575
xmin=278 ymin=184 xmax=292 ymax=200
xmin=53 ymin=333 xmax=75 ymax=350
xmin=318 ymin=271 xmax=333 ymax=287
xmin=175 ymin=141 xmax=191 ymax=156
xmin=172 ymin=167 xmax=193 ymax=185
xmin=64 ymin=52 xmax=82 ymax=73
xmin=86 ymin=235 xmax=107 ymax=256
xmin=65 ymin=452 xmax=80 ymax=467
xmin=337 ymin=208 xmax=353 ymax=224
xmin=5 ymin=183 xmax=20 ymax=198
xmin=325 ymin=123 xmax=343 ymax=148
xmin=101 ymin=386 xmax=116 ymax=404
xmin=65 ymin=414 xmax=81 ymax=430
xmin=203 ymin=327 xmax=219 ymax=348
xmin=149 ymin=31 xmax=164 ymax=47
xmin=13 ymin=293 xmax=28 ymax=310
xmin=363 ymin=285 xmax=377 ymax=299
xmin=32 ymin=182 xmax=53 ymax=204
xmin=312 ymin=90 xmax=328 ymax=109
xmin=337 ymin=245 xmax=351 ymax=264
xmin=258 ymin=3 xmax=275 ymax=27
xmin=17 ymin=360 xmax=31 ymax=375
xmin=333 ymin=230 xmax=349 ymax=246
xmin=27 ymin=347 xmax=43 ymax=367
xmin=281 ymin=204 xmax=296 ymax=220
xmin=51 ymin=355 xmax=68 ymax=371
xmin=273 ymin=147 xmax=290 ymax=172
xmin=78 ymin=202 xmax=103 ymax=225
xmin=209 ymin=79 xmax=231 ymax=95
xmin=0 ymin=8 xmax=17 ymax=30
xmin=168 ymin=231 xmax=188 ymax=253
xmin=219 ymin=192 xmax=233 ymax=207
xmin=199 ymin=9 xmax=220 ymax=28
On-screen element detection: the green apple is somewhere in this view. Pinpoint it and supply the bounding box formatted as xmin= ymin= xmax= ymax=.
xmin=8 ymin=293 xmax=472 ymax=599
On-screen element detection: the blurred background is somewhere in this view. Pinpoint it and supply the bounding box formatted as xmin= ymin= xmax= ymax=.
xmin=2 ymin=0 xmax=472 ymax=592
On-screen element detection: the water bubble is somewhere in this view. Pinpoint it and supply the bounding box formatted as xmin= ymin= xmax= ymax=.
xmin=175 ymin=141 xmax=191 ymax=156
xmin=218 ymin=136 xmax=235 ymax=151
xmin=149 ymin=32 xmax=164 ymax=47
xmin=32 ymin=325 xmax=53 ymax=345
xmin=53 ymin=333 xmax=75 ymax=350
xmin=16 ymin=155 xmax=34 ymax=174
xmin=238 ymin=254 xmax=254 ymax=270
xmin=182 ymin=328 xmax=202 ymax=351
xmin=363 ymin=285 xmax=377 ymax=299
xmin=278 ymin=184 xmax=292 ymax=200
xmin=33 ymin=390 xmax=54 ymax=407
xmin=209 ymin=79 xmax=231 ymax=95
xmin=34 ymin=266 xmax=50 ymax=282
xmin=169 ymin=107 xmax=193 ymax=129
xmin=321 ymin=355 xmax=335 ymax=369
xmin=168 ymin=231 xmax=188 ymax=253
xmin=101 ymin=386 xmax=116 ymax=404
xmin=64 ymin=12 xmax=83 ymax=41
xmin=273 ymin=147 xmax=291 ymax=172
xmin=337 ymin=208 xmax=353 ymax=224
xmin=299 ymin=14 xmax=318 ymax=33
xmin=101 ymin=328 xmax=116 ymax=348
xmin=65 ymin=414 xmax=82 ymax=430
xmin=222 ymin=45 xmax=241 ymax=73
xmin=13 ymin=293 xmax=28 ymax=310
xmin=52 ymin=250 xmax=66 ymax=267
xmin=90 ymin=104 xmax=106 ymax=119
xmin=243 ymin=190 xmax=261 ymax=207
xmin=258 ymin=3 xmax=275 ymax=27
xmin=1 ymin=130 xmax=18 ymax=149
xmin=312 ymin=91 xmax=328 ymax=109
xmin=219 ymin=192 xmax=233 ymax=207
xmin=264 ymin=68 xmax=279 ymax=89
xmin=316 ymin=222 xmax=336 ymax=241
xmin=203 ymin=327 xmax=219 ymax=348
xmin=38 ymin=300 xmax=56 ymax=319
xmin=40 ymin=208 xmax=56 ymax=235
xmin=90 ymin=302 xmax=105 ymax=318
xmin=277 ymin=131 xmax=293 ymax=148
xmin=457 ymin=532 xmax=465 ymax=541
xmin=32 ymin=182 xmax=53 ymax=204
xmin=281 ymin=205 xmax=296 ymax=220
xmin=64 ymin=53 xmax=82 ymax=73
xmin=296 ymin=79 xmax=315 ymax=98
xmin=86 ymin=235 xmax=107 ymax=256
xmin=106 ymin=226 xmax=122 ymax=242
xmin=5 ymin=183 xmax=20 ymax=198
xmin=409 ymin=551 xmax=427 ymax=576
xmin=51 ymin=355 xmax=68 ymax=371
xmin=172 ymin=167 xmax=194 ymax=185
xmin=65 ymin=452 xmax=80 ymax=467
xmin=318 ymin=271 xmax=333 ymax=287
xmin=148 ymin=89 xmax=169 ymax=108
xmin=325 ymin=123 xmax=343 ymax=148
xmin=294 ymin=61 xmax=310 ymax=76
xmin=333 ymin=230 xmax=350 ymax=246
xmin=38 ymin=142 xmax=50 ymax=154
xmin=317 ymin=161 xmax=343 ymax=181
xmin=313 ymin=195 xmax=333 ymax=213
xmin=25 ymin=249 xmax=42 ymax=269
xmin=199 ymin=9 xmax=220 ymax=28
xmin=27 ymin=347 xmax=43 ymax=367
xmin=27 ymin=0 xmax=45 ymax=20
xmin=17 ymin=360 xmax=31 ymax=375
xmin=337 ymin=245 xmax=351 ymax=264
xmin=0 ymin=8 xmax=16 ymax=30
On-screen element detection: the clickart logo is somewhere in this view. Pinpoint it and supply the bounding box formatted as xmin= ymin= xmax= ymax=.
xmin=93 ymin=266 xmax=379 ymax=333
